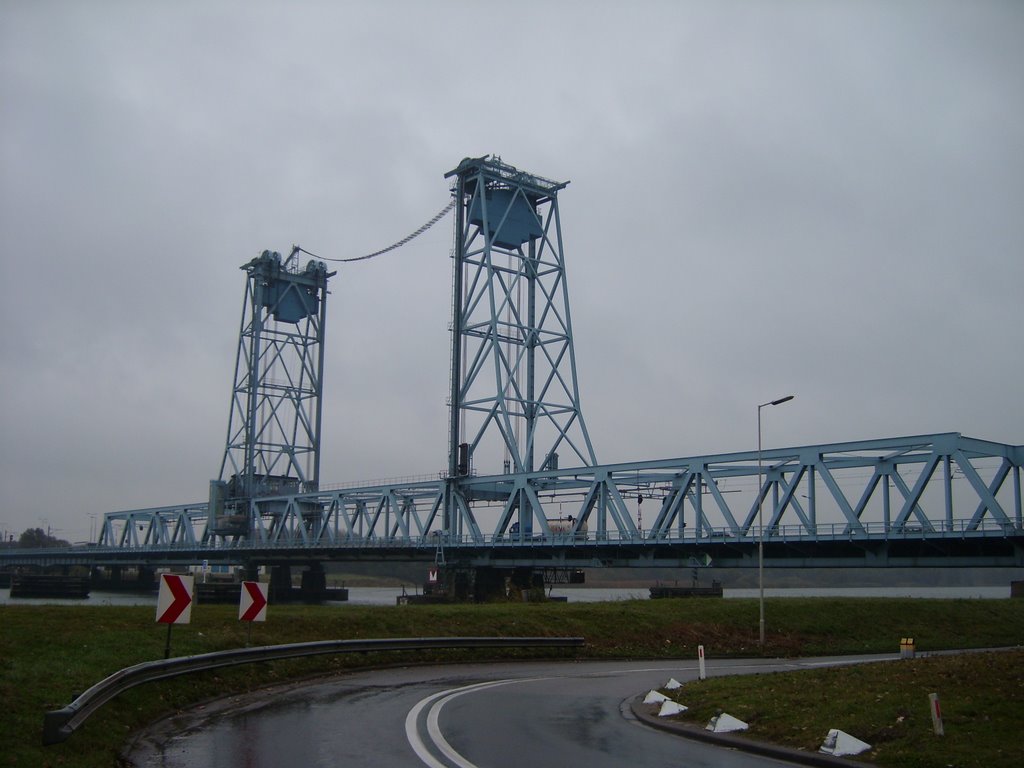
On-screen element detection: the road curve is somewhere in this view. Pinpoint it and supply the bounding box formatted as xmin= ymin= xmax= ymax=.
xmin=126 ymin=655 xmax=894 ymax=768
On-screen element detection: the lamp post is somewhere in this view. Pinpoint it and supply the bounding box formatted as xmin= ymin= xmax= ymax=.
xmin=758 ymin=394 xmax=794 ymax=647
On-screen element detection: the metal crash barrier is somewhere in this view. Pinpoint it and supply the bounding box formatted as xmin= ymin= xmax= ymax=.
xmin=43 ymin=635 xmax=585 ymax=745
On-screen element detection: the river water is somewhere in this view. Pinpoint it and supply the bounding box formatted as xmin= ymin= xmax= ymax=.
xmin=0 ymin=584 xmax=1010 ymax=607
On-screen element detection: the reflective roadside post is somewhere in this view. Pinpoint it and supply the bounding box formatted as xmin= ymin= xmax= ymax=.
xmin=758 ymin=395 xmax=794 ymax=647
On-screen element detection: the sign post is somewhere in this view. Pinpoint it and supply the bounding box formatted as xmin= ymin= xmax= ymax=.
xmin=156 ymin=574 xmax=194 ymax=659
xmin=238 ymin=580 xmax=269 ymax=646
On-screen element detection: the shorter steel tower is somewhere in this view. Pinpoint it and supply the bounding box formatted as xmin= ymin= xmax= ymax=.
xmin=209 ymin=249 xmax=334 ymax=539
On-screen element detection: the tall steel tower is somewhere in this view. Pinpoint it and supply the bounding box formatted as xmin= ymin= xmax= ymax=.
xmin=209 ymin=248 xmax=333 ymax=538
xmin=445 ymin=156 xmax=597 ymax=483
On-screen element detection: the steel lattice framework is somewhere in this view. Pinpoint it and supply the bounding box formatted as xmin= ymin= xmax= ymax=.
xmin=443 ymin=157 xmax=597 ymax=543
xmin=445 ymin=156 xmax=596 ymax=477
xmin=210 ymin=249 xmax=333 ymax=540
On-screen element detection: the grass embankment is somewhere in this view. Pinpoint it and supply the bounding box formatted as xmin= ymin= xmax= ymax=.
xmin=658 ymin=649 xmax=1023 ymax=768
xmin=1 ymin=598 xmax=1022 ymax=768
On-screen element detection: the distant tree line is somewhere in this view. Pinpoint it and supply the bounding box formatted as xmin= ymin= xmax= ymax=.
xmin=3 ymin=527 xmax=73 ymax=549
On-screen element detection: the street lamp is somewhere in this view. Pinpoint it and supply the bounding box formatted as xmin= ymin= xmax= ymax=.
xmin=758 ymin=394 xmax=794 ymax=647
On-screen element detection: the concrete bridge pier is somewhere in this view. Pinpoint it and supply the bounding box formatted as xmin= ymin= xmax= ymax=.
xmin=508 ymin=567 xmax=546 ymax=601
xmin=267 ymin=562 xmax=344 ymax=602
xmin=94 ymin=569 xmax=124 ymax=593
xmin=470 ymin=567 xmax=503 ymax=601
xmin=300 ymin=562 xmax=327 ymax=601
xmin=434 ymin=566 xmax=549 ymax=602
xmin=137 ymin=566 xmax=156 ymax=590
xmin=269 ymin=565 xmax=292 ymax=603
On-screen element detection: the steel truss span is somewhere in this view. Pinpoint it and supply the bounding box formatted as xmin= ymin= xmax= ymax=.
xmin=95 ymin=432 xmax=1023 ymax=567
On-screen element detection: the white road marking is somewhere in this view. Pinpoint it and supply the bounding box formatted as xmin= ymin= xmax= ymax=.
xmin=407 ymin=678 xmax=548 ymax=768
xmin=405 ymin=688 xmax=452 ymax=768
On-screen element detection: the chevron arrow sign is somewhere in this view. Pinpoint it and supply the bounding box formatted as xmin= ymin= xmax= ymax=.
xmin=156 ymin=574 xmax=194 ymax=624
xmin=238 ymin=580 xmax=269 ymax=622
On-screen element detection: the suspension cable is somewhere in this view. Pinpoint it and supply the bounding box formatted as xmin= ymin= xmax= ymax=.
xmin=295 ymin=199 xmax=455 ymax=264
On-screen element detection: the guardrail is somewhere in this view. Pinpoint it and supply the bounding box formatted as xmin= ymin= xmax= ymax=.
xmin=42 ymin=635 xmax=585 ymax=745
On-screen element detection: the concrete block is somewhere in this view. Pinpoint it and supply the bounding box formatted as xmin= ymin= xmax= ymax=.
xmin=706 ymin=713 xmax=748 ymax=732
xmin=658 ymin=700 xmax=687 ymax=717
xmin=820 ymin=728 xmax=871 ymax=756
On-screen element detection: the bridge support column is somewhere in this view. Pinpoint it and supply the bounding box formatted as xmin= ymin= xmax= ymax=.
xmin=471 ymin=567 xmax=505 ymax=602
xmin=436 ymin=566 xmax=550 ymax=602
xmin=137 ymin=567 xmax=156 ymax=590
xmin=300 ymin=563 xmax=327 ymax=601
xmin=269 ymin=565 xmax=292 ymax=603
xmin=508 ymin=568 xmax=545 ymax=602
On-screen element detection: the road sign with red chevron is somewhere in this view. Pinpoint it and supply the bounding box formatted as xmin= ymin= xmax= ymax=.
xmin=156 ymin=574 xmax=194 ymax=624
xmin=238 ymin=580 xmax=268 ymax=622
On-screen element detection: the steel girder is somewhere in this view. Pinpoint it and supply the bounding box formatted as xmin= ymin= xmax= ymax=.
xmin=99 ymin=504 xmax=207 ymax=548
xmin=97 ymin=433 xmax=1022 ymax=560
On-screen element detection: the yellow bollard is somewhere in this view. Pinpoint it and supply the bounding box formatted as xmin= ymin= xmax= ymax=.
xmin=900 ymin=637 xmax=916 ymax=659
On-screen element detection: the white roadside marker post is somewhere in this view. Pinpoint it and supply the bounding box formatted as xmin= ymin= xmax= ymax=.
xmin=929 ymin=692 xmax=944 ymax=736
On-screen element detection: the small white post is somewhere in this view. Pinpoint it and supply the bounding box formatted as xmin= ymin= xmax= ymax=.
xmin=698 ymin=644 xmax=706 ymax=681
xmin=929 ymin=692 xmax=944 ymax=736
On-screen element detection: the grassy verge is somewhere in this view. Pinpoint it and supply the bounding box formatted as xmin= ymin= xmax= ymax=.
xmin=2 ymin=598 xmax=1022 ymax=767
xmin=659 ymin=649 xmax=1024 ymax=768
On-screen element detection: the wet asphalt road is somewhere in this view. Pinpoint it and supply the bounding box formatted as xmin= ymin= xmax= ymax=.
xmin=127 ymin=655 xmax=892 ymax=767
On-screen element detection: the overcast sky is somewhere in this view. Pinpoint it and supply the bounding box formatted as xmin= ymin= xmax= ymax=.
xmin=2 ymin=1 xmax=1021 ymax=542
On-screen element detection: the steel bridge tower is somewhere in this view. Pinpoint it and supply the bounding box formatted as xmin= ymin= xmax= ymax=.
xmin=209 ymin=248 xmax=334 ymax=540
xmin=444 ymin=157 xmax=597 ymax=537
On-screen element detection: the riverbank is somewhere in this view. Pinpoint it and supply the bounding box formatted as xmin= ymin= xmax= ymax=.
xmin=1 ymin=583 xmax=1011 ymax=608
xmin=3 ymin=598 xmax=1022 ymax=767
